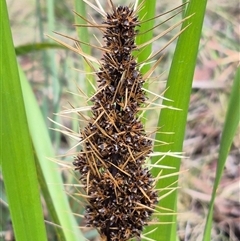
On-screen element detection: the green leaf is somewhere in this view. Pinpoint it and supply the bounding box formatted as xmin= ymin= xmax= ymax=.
xmin=15 ymin=42 xmax=65 ymax=56
xmin=18 ymin=67 xmax=85 ymax=241
xmin=135 ymin=0 xmax=156 ymax=126
xmin=148 ymin=1 xmax=208 ymax=241
xmin=74 ymin=0 xmax=91 ymax=55
xmin=203 ymin=67 xmax=240 ymax=240
xmin=1 ymin=1 xmax=48 ymax=240
xmin=136 ymin=0 xmax=157 ymax=74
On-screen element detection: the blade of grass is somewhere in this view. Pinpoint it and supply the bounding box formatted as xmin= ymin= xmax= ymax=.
xmin=136 ymin=0 xmax=156 ymax=74
xmin=18 ymin=66 xmax=86 ymax=241
xmin=1 ymin=1 xmax=48 ymax=240
xmin=46 ymin=0 xmax=62 ymax=148
xmin=74 ymin=0 xmax=91 ymax=55
xmin=135 ymin=0 xmax=156 ymax=127
xmin=15 ymin=42 xmax=65 ymax=56
xmin=148 ymin=1 xmax=208 ymax=241
xmin=203 ymin=67 xmax=240 ymax=240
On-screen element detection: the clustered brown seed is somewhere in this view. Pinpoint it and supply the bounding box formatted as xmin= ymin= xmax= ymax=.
xmin=73 ymin=5 xmax=158 ymax=241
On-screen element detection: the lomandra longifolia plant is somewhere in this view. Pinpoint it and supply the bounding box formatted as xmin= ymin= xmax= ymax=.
xmin=50 ymin=1 xmax=189 ymax=240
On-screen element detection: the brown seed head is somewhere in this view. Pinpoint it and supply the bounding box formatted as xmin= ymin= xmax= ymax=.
xmin=73 ymin=5 xmax=158 ymax=241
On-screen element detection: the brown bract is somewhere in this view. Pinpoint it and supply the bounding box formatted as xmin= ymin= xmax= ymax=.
xmin=73 ymin=5 xmax=158 ymax=241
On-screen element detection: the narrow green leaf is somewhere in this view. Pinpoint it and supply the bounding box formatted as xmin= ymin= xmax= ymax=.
xmin=74 ymin=0 xmax=91 ymax=55
xmin=136 ymin=0 xmax=156 ymax=74
xmin=18 ymin=67 xmax=85 ymax=241
xmin=1 ymin=1 xmax=48 ymax=240
xmin=135 ymin=0 xmax=156 ymax=126
xmin=15 ymin=42 xmax=65 ymax=56
xmin=148 ymin=1 xmax=208 ymax=241
xmin=47 ymin=0 xmax=62 ymax=149
xmin=203 ymin=67 xmax=240 ymax=240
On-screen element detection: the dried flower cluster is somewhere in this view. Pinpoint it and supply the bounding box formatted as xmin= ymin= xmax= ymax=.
xmin=73 ymin=4 xmax=158 ymax=241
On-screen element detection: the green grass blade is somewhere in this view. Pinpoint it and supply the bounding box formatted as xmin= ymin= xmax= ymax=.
xmin=45 ymin=0 xmax=62 ymax=147
xmin=135 ymin=0 xmax=156 ymax=126
xmin=74 ymin=0 xmax=90 ymax=55
xmin=136 ymin=0 xmax=156 ymax=74
xmin=203 ymin=67 xmax=240 ymax=240
xmin=148 ymin=1 xmax=208 ymax=241
xmin=18 ymin=67 xmax=85 ymax=241
xmin=1 ymin=1 xmax=48 ymax=240
xmin=15 ymin=42 xmax=65 ymax=56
